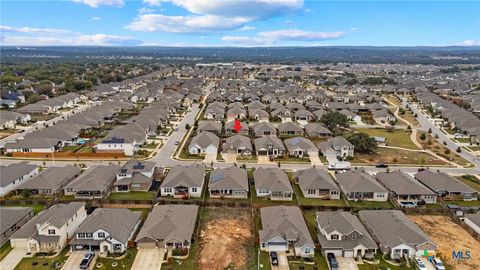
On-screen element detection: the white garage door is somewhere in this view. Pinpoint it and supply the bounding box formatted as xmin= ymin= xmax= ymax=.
xmin=343 ymin=250 xmax=354 ymax=258
xmin=267 ymin=242 xmax=288 ymax=251
xmin=137 ymin=242 xmax=157 ymax=249
xmin=205 ymin=145 xmax=217 ymax=155
xmin=325 ymin=249 xmax=342 ymax=257
xmin=10 ymin=239 xmax=29 ymax=249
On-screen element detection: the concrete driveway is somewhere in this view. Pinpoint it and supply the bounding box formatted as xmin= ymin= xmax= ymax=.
xmin=308 ymin=152 xmax=323 ymax=166
xmin=203 ymin=153 xmax=217 ymax=164
xmin=0 ymin=247 xmax=27 ymax=270
xmin=257 ymin=156 xmax=274 ymax=164
xmin=336 ymin=257 xmax=359 ymax=270
xmin=221 ymin=152 xmax=237 ymax=163
xmin=62 ymin=251 xmax=95 ymax=270
xmin=271 ymin=251 xmax=289 ymax=270
xmin=131 ymin=249 xmax=164 ymax=270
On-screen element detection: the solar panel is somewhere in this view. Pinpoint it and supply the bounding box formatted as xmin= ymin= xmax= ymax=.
xmin=210 ymin=171 xmax=224 ymax=183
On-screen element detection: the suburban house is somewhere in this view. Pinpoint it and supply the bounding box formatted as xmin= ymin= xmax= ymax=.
xmin=197 ymin=121 xmax=222 ymax=135
xmin=10 ymin=202 xmax=87 ymax=254
xmin=0 ymin=111 xmax=31 ymax=129
xmin=294 ymin=109 xmax=315 ymax=121
xmin=254 ymin=168 xmax=293 ymax=200
xmin=359 ymin=210 xmax=437 ymax=260
xmin=188 ymin=131 xmax=220 ymax=155
xmin=375 ymin=171 xmax=437 ymax=205
xmin=248 ymin=108 xmax=269 ymax=122
xmin=335 ymin=170 xmax=389 ymax=202
xmin=204 ymin=105 xmax=225 ymax=120
xmin=316 ymin=211 xmax=377 ymax=258
xmin=254 ymin=136 xmax=285 ymax=158
xmin=278 ymin=122 xmax=304 ymax=136
xmin=0 ymin=162 xmax=39 ymax=197
xmin=160 ymin=165 xmax=205 ymax=198
xmin=222 ymin=135 xmax=253 ymax=156
xmin=252 ymin=122 xmax=277 ymax=136
xmin=226 ymin=107 xmax=247 ymax=121
xmin=318 ymin=136 xmax=355 ymax=159
xmin=294 ymin=168 xmax=341 ymax=199
xmin=70 ymin=208 xmax=141 ymax=253
xmin=224 ymin=120 xmax=249 ymax=135
xmin=463 ymin=212 xmax=480 ymax=235
xmin=414 ymin=170 xmax=478 ymax=201
xmin=259 ymin=206 xmax=315 ymax=258
xmin=17 ymin=165 xmax=82 ymax=196
xmin=64 ymin=165 xmax=120 ymax=199
xmin=284 ymin=137 xmax=318 ymax=158
xmin=136 ymin=204 xmax=199 ymax=250
xmin=114 ymin=160 xmax=156 ymax=192
xmin=208 ymin=167 xmax=249 ymax=199
xmin=0 ymin=206 xmax=33 ymax=246
xmin=303 ymin=123 xmax=332 ymax=138
xmin=372 ymin=109 xmax=395 ymax=124
xmin=96 ymin=124 xmax=148 ymax=156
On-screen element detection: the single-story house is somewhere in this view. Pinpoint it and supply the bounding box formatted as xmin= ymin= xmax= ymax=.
xmin=208 ymin=167 xmax=249 ymax=198
xmin=303 ymin=123 xmax=332 ymax=138
xmin=335 ymin=170 xmax=388 ymax=202
xmin=254 ymin=136 xmax=285 ymax=158
xmin=278 ymin=122 xmax=304 ymax=136
xmin=64 ymin=165 xmax=120 ymax=199
xmin=0 ymin=206 xmax=33 ymax=246
xmin=260 ymin=206 xmax=315 ymax=258
xmin=0 ymin=162 xmax=39 ymax=197
xmin=17 ymin=165 xmax=81 ymax=196
xmin=254 ymin=168 xmax=293 ymax=201
xmin=222 ymin=135 xmax=253 ymax=156
xmin=188 ymin=131 xmax=220 ymax=155
xmin=375 ymin=171 xmax=437 ymax=205
xmin=414 ymin=170 xmax=478 ymax=201
xmin=294 ymin=168 xmax=341 ymax=199
xmin=160 ymin=165 xmax=205 ymax=198
xmin=283 ymin=137 xmax=318 ymax=158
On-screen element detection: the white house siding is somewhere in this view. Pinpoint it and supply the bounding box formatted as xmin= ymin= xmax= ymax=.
xmin=373 ymin=192 xmax=389 ymax=202
xmin=390 ymin=244 xmax=416 ymax=259
xmin=465 ymin=218 xmax=480 ymax=235
xmin=96 ymin=142 xmax=136 ymax=156
xmin=296 ymin=245 xmax=315 ymax=257
xmin=0 ymin=167 xmax=39 ymax=197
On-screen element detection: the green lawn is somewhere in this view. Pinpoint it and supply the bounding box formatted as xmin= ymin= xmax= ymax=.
xmin=293 ymin=184 xmax=346 ymax=207
xmin=0 ymin=242 xmax=13 ymax=261
xmin=1 ymin=204 xmax=45 ymax=214
xmin=444 ymin=200 xmax=480 ymax=207
xmin=15 ymin=247 xmax=69 ymax=270
xmin=358 ymin=257 xmax=412 ymax=270
xmin=289 ymin=252 xmax=329 ymax=270
xmin=456 ymin=175 xmax=480 ymax=192
xmin=107 ymin=191 xmax=155 ymax=201
xmin=346 ymin=200 xmax=395 ymax=209
xmin=259 ymin=251 xmax=272 ymax=270
xmin=94 ymin=249 xmax=137 ymax=270
xmin=355 ymin=128 xmax=418 ymax=149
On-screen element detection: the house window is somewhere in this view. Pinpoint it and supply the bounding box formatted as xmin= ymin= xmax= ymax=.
xmin=164 ymin=187 xmax=172 ymax=193
xmin=86 ymin=233 xmax=93 ymax=238
xmin=192 ymin=187 xmax=198 ymax=193
xmin=331 ymin=234 xmax=339 ymax=240
xmin=48 ymin=229 xmax=56 ymax=235
xmin=307 ymin=189 xmax=315 ymax=195
xmin=98 ymin=232 xmax=105 ymax=238
xmin=262 ymin=243 xmax=266 ymax=248
xmin=352 ymin=233 xmax=357 ymax=240
xmin=305 ymin=247 xmax=311 ymax=254
xmin=78 ymin=233 xmax=85 ymax=238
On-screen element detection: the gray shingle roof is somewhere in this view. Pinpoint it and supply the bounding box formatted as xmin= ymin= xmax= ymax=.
xmin=19 ymin=165 xmax=81 ymax=191
xmin=74 ymin=208 xmax=140 ymax=243
xmin=64 ymin=165 xmax=120 ymax=192
xmin=359 ymin=210 xmax=436 ymax=250
xmin=0 ymin=206 xmax=32 ymax=234
xmin=0 ymin=162 xmax=37 ymax=188
xmin=294 ymin=168 xmax=339 ymax=191
xmin=254 ymin=168 xmax=292 ymax=193
xmin=135 ymin=204 xmax=198 ymax=243
xmin=336 ymin=170 xmax=387 ymax=194
xmin=161 ymin=165 xmax=205 ymax=188
xmin=209 ymin=166 xmax=248 ymax=191
xmin=414 ymin=170 xmax=477 ymax=194
xmin=376 ymin=171 xmax=435 ymax=196
xmin=260 ymin=206 xmax=314 ymax=249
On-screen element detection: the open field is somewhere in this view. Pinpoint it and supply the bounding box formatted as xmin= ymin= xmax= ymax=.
xmin=351 ymin=147 xmax=448 ymax=166
xmin=198 ymin=208 xmax=255 ymax=270
xmin=409 ymin=215 xmax=480 ymax=270
xmin=355 ymin=128 xmax=418 ymax=149
xmin=417 ymin=132 xmax=472 ymax=167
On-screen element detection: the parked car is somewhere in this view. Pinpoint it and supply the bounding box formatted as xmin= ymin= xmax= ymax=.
xmin=80 ymin=252 xmax=95 ymax=269
xmin=375 ymin=163 xmax=388 ymax=168
xmin=326 ymin=253 xmax=339 ymax=270
xmin=270 ymin=251 xmax=278 ymax=266
xmin=414 ymin=256 xmax=427 ymax=270
xmin=429 ymin=257 xmax=446 ymax=270
xmin=174 ymin=140 xmax=180 ymax=145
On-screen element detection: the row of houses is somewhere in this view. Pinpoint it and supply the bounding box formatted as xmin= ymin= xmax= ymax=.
xmin=0 ymin=160 xmax=160 ymax=198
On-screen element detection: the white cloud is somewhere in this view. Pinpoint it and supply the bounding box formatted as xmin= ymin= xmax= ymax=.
xmin=1 ymin=34 xmax=141 ymax=46
xmin=126 ymin=14 xmax=250 ymax=33
xmin=258 ymin=29 xmax=344 ymax=41
xmin=139 ymin=7 xmax=156 ymax=14
xmin=89 ymin=16 xmax=102 ymax=22
xmin=72 ymin=0 xmax=124 ymax=8
xmin=0 ymin=25 xmax=73 ymax=34
xmin=238 ymin=26 xmax=256 ymax=31
xmin=457 ymin=40 xmax=480 ymax=46
xmin=222 ymin=29 xmax=345 ymax=46
xmin=127 ymin=0 xmax=303 ymax=34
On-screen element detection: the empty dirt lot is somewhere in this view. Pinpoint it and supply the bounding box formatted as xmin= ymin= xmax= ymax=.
xmin=198 ymin=208 xmax=254 ymax=270
xmin=409 ymin=215 xmax=480 ymax=270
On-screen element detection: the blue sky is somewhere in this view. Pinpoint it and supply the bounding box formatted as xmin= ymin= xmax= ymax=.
xmin=1 ymin=0 xmax=479 ymax=46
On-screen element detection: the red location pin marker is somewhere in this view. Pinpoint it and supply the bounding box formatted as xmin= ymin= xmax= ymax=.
xmin=234 ymin=119 xmax=242 ymax=133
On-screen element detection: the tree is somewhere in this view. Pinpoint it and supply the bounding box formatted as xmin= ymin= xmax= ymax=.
xmin=419 ymin=133 xmax=427 ymax=141
xmin=320 ymin=111 xmax=350 ymax=136
xmin=344 ymin=132 xmax=377 ymax=154
xmin=428 ymin=128 xmax=432 ymax=134
xmin=456 ymin=147 xmax=462 ymax=153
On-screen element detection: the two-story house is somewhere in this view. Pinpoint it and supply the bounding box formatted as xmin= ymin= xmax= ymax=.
xmin=113 ymin=160 xmax=156 ymax=192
